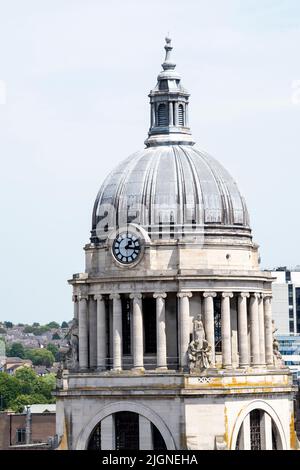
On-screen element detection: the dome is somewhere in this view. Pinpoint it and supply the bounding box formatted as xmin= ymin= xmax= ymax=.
xmin=91 ymin=144 xmax=250 ymax=243
xmin=91 ymin=38 xmax=250 ymax=244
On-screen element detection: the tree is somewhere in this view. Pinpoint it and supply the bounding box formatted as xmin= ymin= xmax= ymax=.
xmin=47 ymin=343 xmax=60 ymax=361
xmin=4 ymin=321 xmax=13 ymax=329
xmin=52 ymin=332 xmax=61 ymax=340
xmin=47 ymin=321 xmax=60 ymax=329
xmin=25 ymin=348 xmax=55 ymax=367
xmin=32 ymin=322 xmax=40 ymax=327
xmin=0 ymin=367 xmax=56 ymax=411
xmin=61 ymin=321 xmax=69 ymax=329
xmin=9 ymin=393 xmax=50 ymax=413
xmin=0 ymin=327 xmax=6 ymax=334
xmin=6 ymin=342 xmax=25 ymax=359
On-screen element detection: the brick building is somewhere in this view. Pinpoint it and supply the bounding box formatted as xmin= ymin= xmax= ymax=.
xmin=0 ymin=405 xmax=56 ymax=450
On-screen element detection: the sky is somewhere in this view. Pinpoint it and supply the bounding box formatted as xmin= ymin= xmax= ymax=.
xmin=0 ymin=0 xmax=299 ymax=324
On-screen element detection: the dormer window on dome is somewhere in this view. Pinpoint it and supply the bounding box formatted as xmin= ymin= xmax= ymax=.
xmin=145 ymin=37 xmax=194 ymax=147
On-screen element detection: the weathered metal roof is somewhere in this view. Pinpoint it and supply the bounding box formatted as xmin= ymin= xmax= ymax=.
xmin=91 ymin=144 xmax=250 ymax=242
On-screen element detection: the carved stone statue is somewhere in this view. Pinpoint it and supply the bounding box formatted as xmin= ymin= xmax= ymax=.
xmin=272 ymin=320 xmax=284 ymax=367
xmin=61 ymin=318 xmax=79 ymax=370
xmin=188 ymin=314 xmax=212 ymax=371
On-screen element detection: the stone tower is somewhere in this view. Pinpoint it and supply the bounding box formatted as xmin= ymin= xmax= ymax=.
xmin=56 ymin=38 xmax=298 ymax=450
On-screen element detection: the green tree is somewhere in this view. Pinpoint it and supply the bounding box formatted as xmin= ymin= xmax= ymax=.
xmin=4 ymin=321 xmax=13 ymax=329
xmin=47 ymin=321 xmax=60 ymax=329
xmin=9 ymin=393 xmax=50 ymax=413
xmin=61 ymin=321 xmax=69 ymax=329
xmin=46 ymin=343 xmax=60 ymax=361
xmin=0 ymin=367 xmax=56 ymax=411
xmin=52 ymin=332 xmax=60 ymax=340
xmin=25 ymin=348 xmax=55 ymax=367
xmin=6 ymin=342 xmax=25 ymax=359
xmin=32 ymin=322 xmax=40 ymax=327
xmin=0 ymin=373 xmax=20 ymax=410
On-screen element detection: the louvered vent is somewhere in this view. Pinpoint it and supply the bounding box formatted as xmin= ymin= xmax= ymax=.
xmin=157 ymin=103 xmax=168 ymax=126
xmin=178 ymin=104 xmax=184 ymax=126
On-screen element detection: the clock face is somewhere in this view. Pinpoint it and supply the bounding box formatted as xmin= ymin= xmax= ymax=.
xmin=112 ymin=232 xmax=141 ymax=264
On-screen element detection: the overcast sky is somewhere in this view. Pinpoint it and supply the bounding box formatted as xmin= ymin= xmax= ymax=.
xmin=0 ymin=0 xmax=299 ymax=324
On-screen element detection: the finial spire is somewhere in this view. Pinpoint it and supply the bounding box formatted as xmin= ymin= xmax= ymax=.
xmin=162 ymin=36 xmax=176 ymax=71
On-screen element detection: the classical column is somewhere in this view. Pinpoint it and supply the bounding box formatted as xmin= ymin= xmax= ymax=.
xmin=174 ymin=102 xmax=179 ymax=126
xmin=88 ymin=296 xmax=97 ymax=368
xmin=78 ymin=295 xmax=88 ymax=369
xmin=238 ymin=293 xmax=250 ymax=368
xmin=154 ymin=292 xmax=167 ymax=370
xmin=95 ymin=294 xmax=106 ymax=370
xmin=258 ymin=294 xmax=266 ymax=366
xmin=249 ymin=293 xmax=260 ymax=367
xmin=221 ymin=292 xmax=233 ymax=368
xmin=239 ymin=414 xmax=251 ymax=450
xmin=151 ymin=103 xmax=155 ymax=127
xmin=261 ymin=412 xmax=273 ymax=450
xmin=177 ymin=292 xmax=192 ymax=369
xmin=169 ymin=101 xmax=174 ymax=126
xmin=264 ymin=295 xmax=273 ymax=366
xmin=72 ymin=295 xmax=79 ymax=321
xmin=203 ymin=292 xmax=216 ymax=366
xmin=185 ymin=102 xmax=189 ymax=126
xmin=109 ymin=294 xmax=122 ymax=371
xmin=130 ymin=293 xmax=144 ymax=370
xmin=139 ymin=416 xmax=153 ymax=450
xmin=101 ymin=415 xmax=115 ymax=450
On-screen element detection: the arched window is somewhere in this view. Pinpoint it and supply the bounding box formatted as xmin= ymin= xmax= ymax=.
xmin=178 ymin=104 xmax=184 ymax=126
xmin=87 ymin=412 xmax=167 ymax=450
xmin=250 ymin=409 xmax=262 ymax=450
xmin=157 ymin=103 xmax=168 ymax=126
xmin=234 ymin=409 xmax=282 ymax=450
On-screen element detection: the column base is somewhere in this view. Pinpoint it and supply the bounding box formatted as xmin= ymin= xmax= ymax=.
xmin=132 ymin=367 xmax=145 ymax=373
xmin=155 ymin=366 xmax=168 ymax=372
xmin=111 ymin=367 xmax=122 ymax=372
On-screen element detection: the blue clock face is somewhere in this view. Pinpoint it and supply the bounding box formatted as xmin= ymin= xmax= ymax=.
xmin=113 ymin=232 xmax=141 ymax=264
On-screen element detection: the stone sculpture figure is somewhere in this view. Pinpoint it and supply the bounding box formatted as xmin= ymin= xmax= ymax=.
xmin=188 ymin=314 xmax=212 ymax=371
xmin=272 ymin=320 xmax=284 ymax=367
xmin=61 ymin=318 xmax=79 ymax=370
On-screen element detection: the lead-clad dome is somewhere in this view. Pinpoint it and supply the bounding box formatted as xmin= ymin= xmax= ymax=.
xmin=91 ymin=144 xmax=250 ymax=243
xmin=91 ymin=38 xmax=250 ymax=244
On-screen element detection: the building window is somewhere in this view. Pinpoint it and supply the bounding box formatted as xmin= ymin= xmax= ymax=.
xmin=115 ymin=412 xmax=139 ymax=450
xmin=285 ymin=270 xmax=291 ymax=282
xmin=16 ymin=428 xmax=26 ymax=444
xmin=157 ymin=103 xmax=168 ymax=126
xmin=122 ymin=297 xmax=131 ymax=355
xmin=178 ymin=104 xmax=184 ymax=126
xmin=288 ymin=284 xmax=294 ymax=305
xmin=289 ymin=320 xmax=294 ymax=333
xmin=250 ymin=409 xmax=262 ymax=450
xmin=143 ymin=298 xmax=157 ymax=354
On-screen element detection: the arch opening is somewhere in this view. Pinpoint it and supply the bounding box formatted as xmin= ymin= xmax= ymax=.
xmin=87 ymin=411 xmax=167 ymax=450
